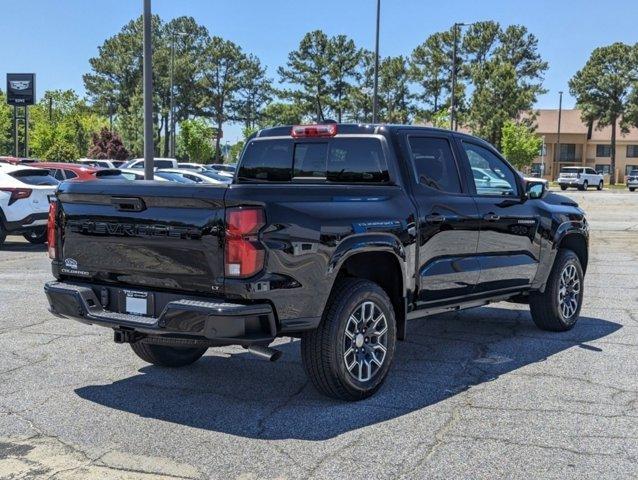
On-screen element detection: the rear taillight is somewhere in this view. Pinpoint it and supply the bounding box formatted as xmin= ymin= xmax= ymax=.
xmin=47 ymin=201 xmax=58 ymax=259
xmin=225 ymin=207 xmax=265 ymax=278
xmin=0 ymin=187 xmax=32 ymax=205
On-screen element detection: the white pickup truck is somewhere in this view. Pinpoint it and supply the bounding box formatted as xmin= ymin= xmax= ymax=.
xmin=557 ymin=167 xmax=604 ymax=191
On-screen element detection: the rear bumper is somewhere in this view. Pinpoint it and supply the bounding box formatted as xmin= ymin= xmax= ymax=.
xmin=557 ymin=179 xmax=580 ymax=187
xmin=44 ymin=281 xmax=277 ymax=346
xmin=3 ymin=212 xmax=48 ymax=233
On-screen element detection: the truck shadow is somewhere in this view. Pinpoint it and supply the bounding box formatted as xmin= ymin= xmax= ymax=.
xmin=75 ymin=306 xmax=621 ymax=441
xmin=0 ymin=240 xmax=46 ymax=252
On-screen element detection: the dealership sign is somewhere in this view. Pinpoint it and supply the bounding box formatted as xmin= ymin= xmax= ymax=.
xmin=6 ymin=73 xmax=36 ymax=105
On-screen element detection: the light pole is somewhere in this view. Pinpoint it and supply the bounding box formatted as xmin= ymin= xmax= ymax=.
xmin=142 ymin=0 xmax=154 ymax=180
xmin=556 ymin=91 xmax=563 ymax=171
xmin=372 ymin=0 xmax=381 ymax=123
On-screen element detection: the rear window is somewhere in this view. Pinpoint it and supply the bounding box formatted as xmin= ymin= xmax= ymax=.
xmin=154 ymin=160 xmax=174 ymax=169
xmin=238 ymin=137 xmax=388 ymax=183
xmin=10 ymin=169 xmax=59 ymax=186
xmin=560 ymin=167 xmax=581 ymax=173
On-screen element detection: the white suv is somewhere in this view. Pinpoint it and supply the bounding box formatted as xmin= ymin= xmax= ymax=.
xmin=557 ymin=167 xmax=604 ymax=191
xmin=0 ymin=164 xmax=59 ymax=245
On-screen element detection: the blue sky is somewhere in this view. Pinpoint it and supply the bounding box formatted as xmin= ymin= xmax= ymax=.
xmin=2 ymin=0 xmax=637 ymax=143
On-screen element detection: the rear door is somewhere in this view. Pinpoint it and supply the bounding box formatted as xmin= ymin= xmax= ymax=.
xmin=56 ymin=181 xmax=227 ymax=294
xmin=402 ymin=132 xmax=481 ymax=307
xmin=458 ymin=139 xmax=541 ymax=294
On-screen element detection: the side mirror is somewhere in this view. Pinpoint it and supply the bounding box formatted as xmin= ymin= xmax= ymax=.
xmin=526 ymin=180 xmax=546 ymax=200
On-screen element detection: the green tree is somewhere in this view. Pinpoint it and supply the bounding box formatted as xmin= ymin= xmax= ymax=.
xmin=410 ymin=31 xmax=453 ymax=117
xmin=29 ymin=90 xmax=106 ymax=160
xmin=378 ymin=56 xmax=413 ymax=123
xmin=347 ymin=50 xmax=375 ymax=123
xmin=327 ymin=35 xmax=362 ymax=122
xmin=278 ymin=30 xmax=332 ymax=122
xmin=501 ymin=120 xmax=543 ymax=170
xmin=258 ymin=102 xmax=304 ymax=128
xmin=234 ymin=55 xmax=272 ymax=129
xmin=197 ymin=36 xmax=247 ymax=160
xmin=176 ymin=118 xmax=215 ymax=163
xmin=569 ymin=43 xmax=637 ymax=184
xmin=0 ymin=91 xmax=13 ymax=155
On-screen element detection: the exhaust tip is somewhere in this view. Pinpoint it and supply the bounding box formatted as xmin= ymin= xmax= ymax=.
xmin=248 ymin=345 xmax=282 ymax=362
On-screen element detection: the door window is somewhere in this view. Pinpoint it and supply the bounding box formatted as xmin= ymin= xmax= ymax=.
xmin=463 ymin=142 xmax=518 ymax=197
xmin=408 ymin=137 xmax=462 ymax=194
xmin=64 ymin=170 xmax=78 ymax=179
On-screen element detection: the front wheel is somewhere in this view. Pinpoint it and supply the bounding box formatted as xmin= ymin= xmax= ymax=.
xmin=530 ymin=249 xmax=584 ymax=331
xmin=130 ymin=341 xmax=207 ymax=367
xmin=560 ymin=185 xmax=567 ymax=191
xmin=597 ymin=180 xmax=603 ymax=191
xmin=630 ymin=187 xmax=636 ymax=192
xmin=23 ymin=227 xmax=47 ymax=244
xmin=301 ymin=278 xmax=396 ymax=401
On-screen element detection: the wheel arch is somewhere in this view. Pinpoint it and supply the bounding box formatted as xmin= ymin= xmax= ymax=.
xmin=557 ymin=232 xmax=588 ymax=274
xmin=328 ymin=236 xmax=408 ymax=340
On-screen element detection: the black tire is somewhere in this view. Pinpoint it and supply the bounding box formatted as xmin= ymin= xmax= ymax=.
xmin=579 ymin=181 xmax=588 ymax=191
xmin=23 ymin=227 xmax=47 ymax=244
xmin=130 ymin=340 xmax=207 ymax=367
xmin=530 ymin=249 xmax=584 ymax=332
xmin=301 ymin=278 xmax=396 ymax=401
xmin=0 ymin=224 xmax=6 ymax=246
xmin=630 ymin=188 xmax=636 ymax=192
xmin=560 ymin=185 xmax=567 ymax=191
xmin=597 ymin=180 xmax=603 ymax=191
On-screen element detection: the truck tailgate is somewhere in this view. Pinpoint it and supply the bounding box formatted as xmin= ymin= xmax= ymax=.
xmin=56 ymin=180 xmax=227 ymax=294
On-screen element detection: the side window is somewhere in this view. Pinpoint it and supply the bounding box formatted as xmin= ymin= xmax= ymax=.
xmin=238 ymin=140 xmax=292 ymax=181
xmin=51 ymin=169 xmax=65 ymax=181
xmin=327 ymin=138 xmax=389 ymax=183
xmin=64 ymin=170 xmax=78 ymax=179
xmin=463 ymin=142 xmax=518 ymax=197
xmin=586 ymin=168 xmax=597 ymax=175
xmin=408 ymin=137 xmax=462 ymax=194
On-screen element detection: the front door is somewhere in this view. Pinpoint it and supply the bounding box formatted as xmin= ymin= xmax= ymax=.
xmin=404 ymin=133 xmax=482 ymax=308
xmin=459 ymin=140 xmax=541 ymax=294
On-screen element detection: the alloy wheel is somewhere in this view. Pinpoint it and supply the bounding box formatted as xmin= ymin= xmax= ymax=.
xmin=558 ymin=264 xmax=580 ymax=320
xmin=343 ymin=301 xmax=388 ymax=382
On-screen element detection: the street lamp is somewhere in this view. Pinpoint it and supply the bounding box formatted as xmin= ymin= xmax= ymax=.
xmin=556 ymin=91 xmax=563 ymax=169
xmin=372 ymin=0 xmax=381 ymax=123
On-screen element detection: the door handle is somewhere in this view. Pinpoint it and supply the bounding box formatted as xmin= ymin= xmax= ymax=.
xmin=426 ymin=213 xmax=446 ymax=223
xmin=483 ymin=213 xmax=500 ymax=221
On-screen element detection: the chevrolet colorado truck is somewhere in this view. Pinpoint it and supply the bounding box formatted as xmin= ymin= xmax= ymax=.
xmin=44 ymin=124 xmax=589 ymax=400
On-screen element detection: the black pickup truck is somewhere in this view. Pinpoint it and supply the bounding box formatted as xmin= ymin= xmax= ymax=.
xmin=44 ymin=124 xmax=588 ymax=400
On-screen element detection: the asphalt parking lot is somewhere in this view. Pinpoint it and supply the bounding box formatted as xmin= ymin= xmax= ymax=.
xmin=1 ymin=189 xmax=637 ymax=479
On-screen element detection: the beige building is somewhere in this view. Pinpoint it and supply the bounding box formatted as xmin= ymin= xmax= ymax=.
xmin=531 ymin=109 xmax=638 ymax=181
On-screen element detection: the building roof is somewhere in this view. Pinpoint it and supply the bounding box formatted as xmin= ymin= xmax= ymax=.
xmin=535 ymin=109 xmax=638 ymax=142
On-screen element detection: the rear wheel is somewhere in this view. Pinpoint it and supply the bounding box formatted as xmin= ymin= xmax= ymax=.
xmin=530 ymin=249 xmax=583 ymax=331
xmin=0 ymin=224 xmax=6 ymax=246
xmin=130 ymin=340 xmax=207 ymax=367
xmin=630 ymin=188 xmax=636 ymax=192
xmin=560 ymin=185 xmax=567 ymax=191
xmin=301 ymin=278 xmax=396 ymax=401
xmin=597 ymin=180 xmax=603 ymax=191
xmin=23 ymin=227 xmax=47 ymax=244
xmin=579 ymin=181 xmax=588 ymax=191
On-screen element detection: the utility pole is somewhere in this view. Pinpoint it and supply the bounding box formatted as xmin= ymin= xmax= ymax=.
xmin=14 ymin=106 xmax=18 ymax=157
xmin=372 ymin=0 xmax=380 ymax=123
xmin=555 ymin=91 xmax=563 ymax=170
xmin=142 ymin=0 xmax=154 ymax=180
xmin=109 ymin=102 xmax=114 ymax=132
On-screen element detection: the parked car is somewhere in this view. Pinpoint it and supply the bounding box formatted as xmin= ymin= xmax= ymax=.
xmin=154 ymin=171 xmax=198 ymax=184
xmin=121 ymin=158 xmax=178 ymax=170
xmin=177 ymin=162 xmax=207 ymax=172
xmin=156 ymin=168 xmax=228 ymax=184
xmin=0 ymin=164 xmax=59 ymax=245
xmin=76 ymin=158 xmax=126 ymax=169
xmin=0 ymin=157 xmax=39 ymax=165
xmin=627 ymin=169 xmax=638 ymax=192
xmin=115 ymin=168 xmax=169 ymax=181
xmin=557 ymin=167 xmax=604 ymax=191
xmin=44 ymin=123 xmax=589 ymax=400
xmin=471 ymin=167 xmax=513 ymax=194
xmin=37 ymin=162 xmax=100 ymax=182
xmin=206 ymin=163 xmax=236 ymax=177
